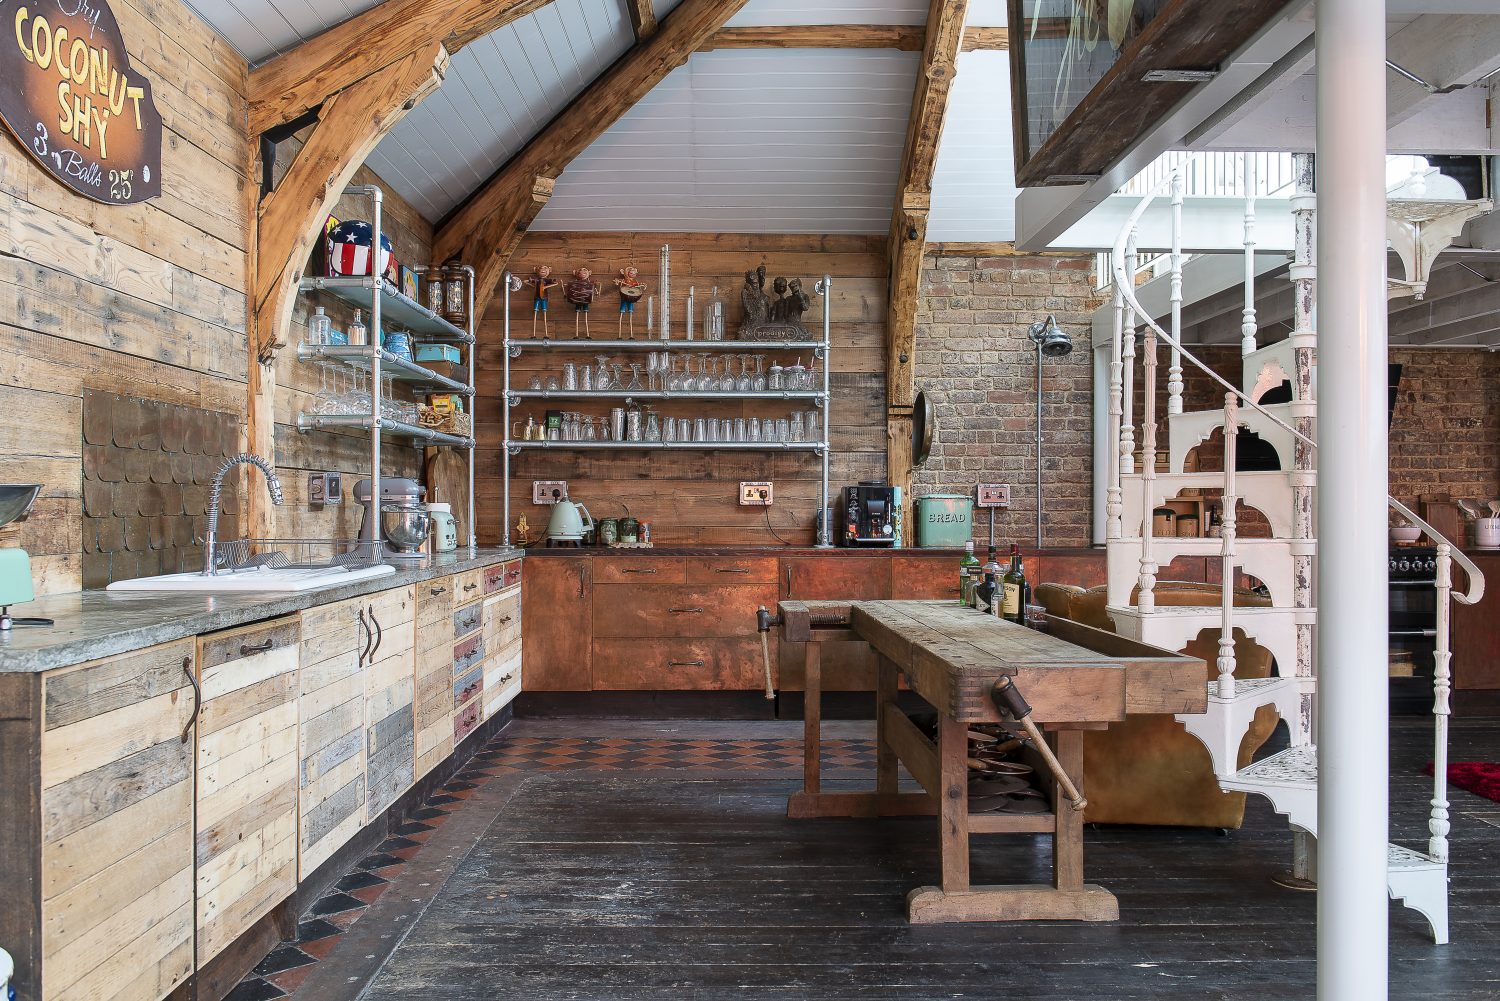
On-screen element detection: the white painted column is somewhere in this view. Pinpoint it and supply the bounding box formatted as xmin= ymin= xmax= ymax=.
xmin=1315 ymin=0 xmax=1389 ymax=997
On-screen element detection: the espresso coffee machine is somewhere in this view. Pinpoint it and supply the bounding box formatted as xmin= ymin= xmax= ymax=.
xmin=839 ymin=481 xmax=896 ymax=547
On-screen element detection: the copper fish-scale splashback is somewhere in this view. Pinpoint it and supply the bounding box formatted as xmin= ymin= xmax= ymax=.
xmin=80 ymin=390 xmax=241 ymax=588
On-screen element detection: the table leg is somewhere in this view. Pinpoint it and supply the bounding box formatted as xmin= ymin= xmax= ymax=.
xmin=1051 ymin=728 xmax=1084 ymax=892
xmin=937 ymin=713 xmax=970 ymax=893
xmin=875 ymin=651 xmax=899 ymax=798
xmin=802 ymin=641 xmax=822 ymax=795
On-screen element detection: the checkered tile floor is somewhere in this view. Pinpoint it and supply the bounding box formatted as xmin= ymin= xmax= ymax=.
xmin=227 ymin=731 xmax=873 ymax=1000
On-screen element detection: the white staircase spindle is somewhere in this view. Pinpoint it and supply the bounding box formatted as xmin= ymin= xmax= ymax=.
xmin=1107 ymin=253 xmax=1125 ymax=540
xmin=1167 ymin=173 xmax=1185 ymax=416
xmin=1217 ymin=393 xmax=1239 ymax=698
xmin=1241 ymin=155 xmax=1258 ymax=357
xmin=1119 ymin=232 xmax=1138 ymax=478
xmin=1137 ymin=295 xmax=1159 ymax=613
xmin=1430 ymin=544 xmax=1453 ymax=863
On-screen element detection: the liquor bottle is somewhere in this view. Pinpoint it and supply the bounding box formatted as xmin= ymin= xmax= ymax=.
xmin=958 ymin=540 xmax=979 ymax=606
xmin=976 ymin=546 xmax=1001 ymax=613
xmin=308 ymin=306 xmax=331 ymax=345
xmin=348 ymin=308 xmax=367 ymax=346
xmin=1002 ymin=543 xmax=1029 ymax=623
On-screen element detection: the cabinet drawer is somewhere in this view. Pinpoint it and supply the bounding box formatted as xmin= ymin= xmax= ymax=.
xmin=453 ymin=632 xmax=486 ymax=675
xmin=454 ymin=568 xmax=485 ymax=601
xmin=452 ymin=601 xmax=483 ymax=640
xmin=199 ymin=615 xmax=300 ymax=672
xmin=685 ymin=557 xmax=778 ymax=584
xmin=593 ymin=583 xmax=776 ymax=638
xmin=453 ymin=664 xmax=483 ymax=708
xmin=592 ymin=638 xmax=768 ymax=690
xmin=453 ymin=696 xmax=480 ymax=743
xmin=593 ymin=556 xmax=686 ymax=584
xmin=485 ymin=559 xmax=522 ymax=593
xmin=417 ymin=577 xmax=457 ymax=625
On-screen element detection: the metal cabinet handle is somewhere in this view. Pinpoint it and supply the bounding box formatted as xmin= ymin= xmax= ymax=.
xmin=463 ymin=583 xmax=479 ymax=592
xmin=430 ymin=585 xmax=448 ymax=596
xmin=786 ymin=566 xmax=794 ymax=597
xmin=370 ymin=608 xmax=383 ymax=660
xmin=669 ymin=607 xmax=704 ymax=614
xmin=240 ymin=639 xmax=274 ymax=655
xmin=357 ymin=608 xmax=372 ymax=666
xmin=576 ymin=569 xmax=586 ymax=599
xmin=499 ymin=673 xmax=515 ymax=685
xmin=497 ymin=615 xmax=513 ymax=624
xmin=716 ymin=567 xmax=750 ymax=574
xmin=180 ymin=657 xmax=200 ymax=744
xmin=669 ymin=660 xmax=705 ymax=667
xmin=622 ymin=568 xmax=656 ymax=574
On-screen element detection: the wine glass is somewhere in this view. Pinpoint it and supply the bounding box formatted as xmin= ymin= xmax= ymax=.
xmin=698 ymin=353 xmax=712 ymax=393
xmin=753 ymin=354 xmax=768 ymax=392
xmin=736 ymin=354 xmax=753 ymax=393
xmin=646 ymin=352 xmax=660 ymax=392
xmin=627 ymin=362 xmax=645 ymax=392
xmin=595 ymin=355 xmax=613 ymax=391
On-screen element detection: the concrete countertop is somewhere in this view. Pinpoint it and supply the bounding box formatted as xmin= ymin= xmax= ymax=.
xmin=0 ymin=547 xmax=525 ymax=674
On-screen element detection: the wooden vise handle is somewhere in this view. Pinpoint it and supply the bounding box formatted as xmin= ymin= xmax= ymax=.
xmin=990 ymin=676 xmax=1088 ymax=811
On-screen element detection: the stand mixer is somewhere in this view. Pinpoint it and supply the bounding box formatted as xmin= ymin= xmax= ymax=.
xmin=0 ymin=484 xmax=54 ymax=631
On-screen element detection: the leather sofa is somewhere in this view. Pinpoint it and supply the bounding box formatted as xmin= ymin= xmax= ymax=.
xmin=1034 ymin=580 xmax=1283 ymax=828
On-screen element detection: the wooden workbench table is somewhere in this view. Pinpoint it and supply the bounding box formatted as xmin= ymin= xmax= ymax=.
xmin=777 ymin=599 xmax=1206 ymax=924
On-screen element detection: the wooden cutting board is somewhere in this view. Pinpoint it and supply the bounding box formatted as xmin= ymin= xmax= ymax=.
xmin=424 ymin=448 xmax=471 ymax=542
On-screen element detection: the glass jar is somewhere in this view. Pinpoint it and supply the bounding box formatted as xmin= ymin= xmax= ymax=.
xmin=426 ymin=265 xmax=446 ymax=316
xmin=444 ymin=271 xmax=467 ymax=325
xmin=598 ymin=518 xmax=619 ymax=546
xmin=768 ymin=362 xmax=783 ymax=391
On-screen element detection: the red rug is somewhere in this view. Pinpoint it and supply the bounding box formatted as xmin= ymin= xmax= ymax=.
xmin=1423 ymin=762 xmax=1500 ymax=803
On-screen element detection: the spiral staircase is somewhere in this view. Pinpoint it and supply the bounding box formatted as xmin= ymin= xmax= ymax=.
xmin=1100 ymin=161 xmax=1488 ymax=945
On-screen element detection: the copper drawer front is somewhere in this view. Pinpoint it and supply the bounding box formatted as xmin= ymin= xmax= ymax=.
xmin=593 ymin=557 xmax=686 ymax=585
xmin=592 ymin=638 xmax=766 ymax=690
xmin=684 ymin=557 xmax=778 ymax=584
xmin=592 ymin=583 xmax=777 ymax=638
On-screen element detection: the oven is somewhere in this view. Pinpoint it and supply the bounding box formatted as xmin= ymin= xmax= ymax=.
xmin=1389 ymin=546 xmax=1439 ymax=714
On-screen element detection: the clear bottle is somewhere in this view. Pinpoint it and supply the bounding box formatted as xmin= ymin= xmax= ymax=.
xmin=348 ymin=308 xmax=367 ymax=346
xmin=1002 ymin=543 xmax=1029 ymax=623
xmin=959 ymin=540 xmax=980 ymax=606
xmin=706 ymin=286 xmax=725 ymax=341
xmin=308 ymin=306 xmax=331 ymax=345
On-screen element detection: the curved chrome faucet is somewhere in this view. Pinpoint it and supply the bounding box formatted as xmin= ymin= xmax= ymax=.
xmin=204 ymin=454 xmax=284 ymax=575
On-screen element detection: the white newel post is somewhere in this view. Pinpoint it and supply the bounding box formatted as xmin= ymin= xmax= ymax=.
xmin=1242 ymin=155 xmax=1259 ymax=357
xmin=1167 ymin=172 xmax=1184 ymax=416
xmin=1315 ymin=0 xmax=1390 ymax=996
xmin=1430 ymin=545 xmax=1452 ymax=863
xmin=1107 ymin=259 xmax=1125 ymax=541
xmin=1137 ymin=297 xmax=1158 ymax=613
xmin=1217 ymin=393 xmax=1239 ymax=698
xmin=1119 ymin=232 xmax=1138 ymax=479
xmin=1290 ymin=152 xmax=1318 ymax=744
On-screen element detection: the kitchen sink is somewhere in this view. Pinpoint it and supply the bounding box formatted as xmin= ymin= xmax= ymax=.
xmin=107 ymin=563 xmax=397 ymax=593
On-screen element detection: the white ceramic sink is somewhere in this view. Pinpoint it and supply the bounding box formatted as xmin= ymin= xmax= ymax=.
xmin=107 ymin=563 xmax=397 ymax=593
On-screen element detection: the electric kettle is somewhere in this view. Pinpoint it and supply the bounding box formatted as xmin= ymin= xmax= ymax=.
xmin=545 ymin=499 xmax=593 ymax=543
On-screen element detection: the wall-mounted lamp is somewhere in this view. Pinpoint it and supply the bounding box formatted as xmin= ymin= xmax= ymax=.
xmin=1027 ymin=314 xmax=1073 ymax=548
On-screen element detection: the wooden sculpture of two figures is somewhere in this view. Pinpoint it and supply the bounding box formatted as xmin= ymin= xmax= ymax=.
xmin=525 ymin=265 xmax=647 ymax=339
xmin=739 ymin=264 xmax=811 ymax=340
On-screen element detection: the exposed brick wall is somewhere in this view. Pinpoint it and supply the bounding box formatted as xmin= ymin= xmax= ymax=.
xmin=1389 ymin=347 xmax=1500 ymax=509
xmin=912 ymin=248 xmax=1104 ymax=548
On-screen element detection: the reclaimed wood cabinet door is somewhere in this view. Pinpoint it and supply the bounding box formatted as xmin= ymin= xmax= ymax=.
xmin=38 ymin=639 xmax=197 ymax=1001
xmin=194 ymin=617 xmax=300 ymax=965
xmin=414 ymin=577 xmax=457 ymax=780
xmin=297 ymin=594 xmax=370 ymax=879
xmin=364 ymin=587 xmax=416 ymax=825
xmin=521 ymin=558 xmax=592 ymax=691
xmin=482 ymin=584 xmax=523 ymax=719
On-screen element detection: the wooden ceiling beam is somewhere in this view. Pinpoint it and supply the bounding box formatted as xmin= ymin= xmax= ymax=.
xmin=959 ymin=26 xmax=1007 ymax=51
xmin=627 ymin=0 xmax=659 ymax=40
xmin=701 ymin=24 xmax=925 ymax=51
xmin=432 ymin=0 xmax=752 ymax=312
xmin=247 ymin=0 xmax=550 ymax=135
xmin=886 ymin=0 xmax=967 ymax=508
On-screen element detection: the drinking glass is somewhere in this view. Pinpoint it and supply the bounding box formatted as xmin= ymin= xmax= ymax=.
xmin=647 ymin=352 xmax=660 ymax=392
xmin=697 ymin=353 xmax=713 ymax=392
xmin=733 ymin=418 xmax=747 ymax=442
xmin=581 ymin=364 xmax=593 ymax=391
xmin=679 ymin=418 xmax=693 ymax=442
xmin=627 ymin=362 xmax=645 ymax=392
xmin=775 ymin=418 xmax=790 ymax=442
xmin=546 ymin=376 xmax=560 ymax=392
xmin=753 ymin=355 xmax=768 ymax=392
xmin=706 ymin=418 xmax=721 ymax=442
xmin=528 ymin=375 xmax=543 ymax=391
xmin=667 ymin=355 xmax=685 ymax=392
xmin=562 ymin=362 xmax=578 ymax=391
xmin=747 ymin=417 xmax=761 ymax=442
xmin=664 ymin=416 xmax=677 ymax=443
xmin=694 ymin=417 xmax=707 ymax=442
xmin=595 ymin=355 xmax=613 ymax=391
xmin=804 ymin=409 xmax=821 ymax=440
xmin=789 ymin=412 xmax=804 ymax=442
xmin=644 ymin=407 xmax=661 ymax=442
xmin=611 ymin=364 xmax=624 ymax=392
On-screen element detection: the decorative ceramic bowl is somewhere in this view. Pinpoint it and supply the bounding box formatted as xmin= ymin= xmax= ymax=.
xmin=1389 ymin=526 xmax=1422 ymax=543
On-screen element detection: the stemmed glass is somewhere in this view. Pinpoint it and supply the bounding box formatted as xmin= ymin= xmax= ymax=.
xmin=595 ymin=355 xmax=612 ymax=391
xmin=667 ymin=355 xmax=684 ymax=392
xmin=626 ymin=362 xmax=645 ymax=392
xmin=698 ymin=353 xmax=713 ymax=393
xmin=753 ymin=354 xmax=768 ymax=392
xmin=611 ymin=363 xmax=625 ymax=392
xmin=647 ymin=352 xmax=660 ymax=392
xmin=736 ymin=354 xmax=753 ymax=393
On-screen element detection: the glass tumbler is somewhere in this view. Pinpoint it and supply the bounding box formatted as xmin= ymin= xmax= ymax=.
xmin=562 ymin=362 xmax=578 ymax=391
xmin=693 ymin=417 xmax=707 ymax=442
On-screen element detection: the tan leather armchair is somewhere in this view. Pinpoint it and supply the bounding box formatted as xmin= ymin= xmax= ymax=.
xmin=1035 ymin=581 xmax=1283 ymax=829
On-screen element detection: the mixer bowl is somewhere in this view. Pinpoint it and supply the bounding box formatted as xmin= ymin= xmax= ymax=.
xmin=381 ymin=504 xmax=431 ymax=554
xmin=0 ymin=484 xmax=41 ymax=528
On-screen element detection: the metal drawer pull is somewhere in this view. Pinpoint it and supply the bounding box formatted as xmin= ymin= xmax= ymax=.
xmin=463 ymin=583 xmax=479 ymax=592
xmin=716 ymin=567 xmax=750 ymax=574
xmin=370 ymin=608 xmax=383 ymax=659
xmin=500 ymin=673 xmax=515 ymax=685
xmin=622 ymin=567 xmax=657 ymax=574
xmin=497 ymin=615 xmax=513 ymax=624
xmin=668 ymin=606 xmax=704 ymax=614
xmin=358 ymin=608 xmax=372 ymax=666
xmin=669 ymin=660 xmax=705 ymax=667
xmin=239 ymin=639 xmax=274 ymax=655
xmin=180 ymin=657 xmax=200 ymax=744
xmin=430 ymin=585 xmax=448 ymax=595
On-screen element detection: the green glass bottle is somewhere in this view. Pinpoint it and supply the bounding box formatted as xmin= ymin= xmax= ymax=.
xmin=958 ymin=540 xmax=979 ymax=606
xmin=1001 ymin=543 xmax=1029 ymax=623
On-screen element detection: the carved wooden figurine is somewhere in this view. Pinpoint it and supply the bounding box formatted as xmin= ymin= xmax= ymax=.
xmin=614 ymin=266 xmax=648 ymax=339
xmin=566 ymin=267 xmax=602 ymax=340
xmin=524 ymin=265 xmax=559 ymax=337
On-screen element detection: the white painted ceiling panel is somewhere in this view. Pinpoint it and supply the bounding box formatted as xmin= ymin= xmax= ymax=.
xmin=965 ymin=0 xmax=1008 ymax=26
xmin=364 ymin=0 xmax=635 ymax=221
xmin=726 ymin=0 xmax=929 ymax=27
xmin=183 ymin=0 xmax=387 ymax=62
xmin=928 ymin=51 xmax=1017 ymax=241
xmin=532 ymin=49 xmax=918 ymax=233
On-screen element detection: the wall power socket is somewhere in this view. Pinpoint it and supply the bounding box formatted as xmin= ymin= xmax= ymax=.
xmin=533 ymin=480 xmax=568 ymax=504
xmin=739 ymin=481 xmax=773 ymax=506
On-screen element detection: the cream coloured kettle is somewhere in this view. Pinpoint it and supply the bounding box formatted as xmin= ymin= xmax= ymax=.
xmin=545 ymin=498 xmax=593 ymax=542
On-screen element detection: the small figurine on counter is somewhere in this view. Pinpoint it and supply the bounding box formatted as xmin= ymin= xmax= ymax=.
xmin=514 ymin=514 xmax=535 ymax=546
xmin=525 ymin=265 xmax=559 ymax=337
xmin=614 ymin=266 xmax=648 ymax=339
xmin=566 ymin=267 xmax=601 ymax=339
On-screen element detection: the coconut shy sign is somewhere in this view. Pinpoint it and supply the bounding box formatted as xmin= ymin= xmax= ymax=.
xmin=2 ymin=0 xmax=162 ymax=203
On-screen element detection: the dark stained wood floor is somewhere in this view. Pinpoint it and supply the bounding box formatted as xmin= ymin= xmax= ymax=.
xmin=331 ymin=718 xmax=1500 ymax=1000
